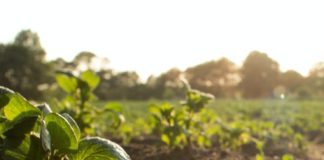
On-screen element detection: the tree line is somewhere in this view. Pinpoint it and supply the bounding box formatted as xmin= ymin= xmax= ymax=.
xmin=1 ymin=30 xmax=323 ymax=100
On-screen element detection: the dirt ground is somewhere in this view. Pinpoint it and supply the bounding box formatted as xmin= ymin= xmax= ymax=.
xmin=117 ymin=136 xmax=323 ymax=160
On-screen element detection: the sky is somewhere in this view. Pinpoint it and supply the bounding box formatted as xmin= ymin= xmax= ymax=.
xmin=1 ymin=0 xmax=324 ymax=80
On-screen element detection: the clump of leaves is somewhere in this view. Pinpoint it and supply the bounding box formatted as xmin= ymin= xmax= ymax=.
xmin=0 ymin=86 xmax=130 ymax=160
xmin=149 ymin=103 xmax=186 ymax=147
xmin=149 ymin=81 xmax=215 ymax=148
xmin=55 ymin=70 xmax=124 ymax=136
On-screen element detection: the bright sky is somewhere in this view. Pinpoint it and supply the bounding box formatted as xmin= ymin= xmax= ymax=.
xmin=1 ymin=0 xmax=324 ymax=80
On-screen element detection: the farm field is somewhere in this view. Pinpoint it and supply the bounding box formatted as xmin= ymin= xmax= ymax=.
xmin=2 ymin=70 xmax=324 ymax=160
xmin=96 ymin=99 xmax=324 ymax=160
xmin=3 ymin=4 xmax=324 ymax=159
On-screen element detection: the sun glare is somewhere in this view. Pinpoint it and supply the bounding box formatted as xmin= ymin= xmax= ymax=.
xmin=1 ymin=0 xmax=324 ymax=79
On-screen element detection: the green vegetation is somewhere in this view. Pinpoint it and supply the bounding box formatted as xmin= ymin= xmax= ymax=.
xmin=0 ymin=86 xmax=130 ymax=160
xmin=54 ymin=70 xmax=124 ymax=136
xmin=149 ymin=82 xmax=214 ymax=148
xmin=92 ymin=99 xmax=324 ymax=159
xmin=2 ymin=30 xmax=324 ymax=159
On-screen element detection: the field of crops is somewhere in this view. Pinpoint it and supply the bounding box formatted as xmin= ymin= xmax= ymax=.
xmin=102 ymin=99 xmax=324 ymax=160
xmin=1 ymin=71 xmax=324 ymax=160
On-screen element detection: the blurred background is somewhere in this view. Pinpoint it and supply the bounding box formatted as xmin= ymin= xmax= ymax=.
xmin=1 ymin=0 xmax=324 ymax=101
xmin=0 ymin=29 xmax=323 ymax=101
xmin=1 ymin=1 xmax=324 ymax=159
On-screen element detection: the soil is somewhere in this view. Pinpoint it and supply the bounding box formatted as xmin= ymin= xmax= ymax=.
xmin=114 ymin=136 xmax=323 ymax=160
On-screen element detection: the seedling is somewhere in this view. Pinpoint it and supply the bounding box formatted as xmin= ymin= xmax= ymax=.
xmin=149 ymin=81 xmax=214 ymax=148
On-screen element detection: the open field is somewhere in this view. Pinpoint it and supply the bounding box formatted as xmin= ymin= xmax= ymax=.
xmin=99 ymin=99 xmax=324 ymax=160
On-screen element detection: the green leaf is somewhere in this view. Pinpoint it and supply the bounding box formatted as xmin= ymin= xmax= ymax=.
xmin=69 ymin=137 xmax=130 ymax=160
xmin=148 ymin=104 xmax=160 ymax=116
xmin=104 ymin=103 xmax=125 ymax=129
xmin=40 ymin=120 xmax=51 ymax=152
xmin=80 ymin=70 xmax=100 ymax=90
xmin=0 ymin=120 xmax=12 ymax=135
xmin=255 ymin=154 xmax=263 ymax=160
xmin=3 ymin=94 xmax=40 ymax=121
xmin=3 ymin=134 xmax=45 ymax=160
xmin=45 ymin=113 xmax=78 ymax=153
xmin=62 ymin=113 xmax=81 ymax=141
xmin=282 ymin=154 xmax=294 ymax=160
xmin=185 ymin=89 xmax=214 ymax=112
xmin=3 ymin=116 xmax=39 ymax=138
xmin=0 ymin=86 xmax=14 ymax=109
xmin=161 ymin=134 xmax=170 ymax=145
xmin=78 ymin=80 xmax=91 ymax=101
xmin=1 ymin=119 xmax=40 ymax=141
xmin=56 ymin=74 xmax=78 ymax=94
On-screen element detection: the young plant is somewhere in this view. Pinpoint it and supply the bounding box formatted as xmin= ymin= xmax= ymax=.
xmin=0 ymin=86 xmax=130 ymax=160
xmin=55 ymin=70 xmax=124 ymax=136
xmin=149 ymin=103 xmax=187 ymax=147
xmin=149 ymin=81 xmax=214 ymax=149
xmin=181 ymin=85 xmax=215 ymax=147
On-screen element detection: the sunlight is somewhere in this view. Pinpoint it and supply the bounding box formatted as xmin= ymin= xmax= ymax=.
xmin=1 ymin=1 xmax=324 ymax=79
xmin=280 ymin=94 xmax=285 ymax=100
xmin=1 ymin=1 xmax=324 ymax=159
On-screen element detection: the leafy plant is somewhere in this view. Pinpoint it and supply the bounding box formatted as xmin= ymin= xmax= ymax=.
xmin=149 ymin=81 xmax=214 ymax=148
xmin=54 ymin=70 xmax=124 ymax=136
xmin=149 ymin=103 xmax=186 ymax=147
xmin=0 ymin=86 xmax=130 ymax=160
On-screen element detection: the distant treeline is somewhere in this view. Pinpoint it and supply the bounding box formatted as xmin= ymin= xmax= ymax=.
xmin=1 ymin=30 xmax=324 ymax=100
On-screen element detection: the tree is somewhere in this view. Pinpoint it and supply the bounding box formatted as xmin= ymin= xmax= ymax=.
xmin=240 ymin=51 xmax=280 ymax=98
xmin=185 ymin=58 xmax=239 ymax=97
xmin=14 ymin=30 xmax=46 ymax=61
xmin=49 ymin=58 xmax=77 ymax=74
xmin=0 ymin=30 xmax=52 ymax=100
xmin=304 ymin=62 xmax=324 ymax=98
xmin=95 ymin=71 xmax=142 ymax=100
xmin=148 ymin=68 xmax=185 ymax=99
xmin=73 ymin=51 xmax=96 ymax=71
xmin=279 ymin=70 xmax=304 ymax=94
xmin=309 ymin=62 xmax=324 ymax=78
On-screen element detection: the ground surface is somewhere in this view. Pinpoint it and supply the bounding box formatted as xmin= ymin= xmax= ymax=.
xmin=115 ymin=136 xmax=324 ymax=160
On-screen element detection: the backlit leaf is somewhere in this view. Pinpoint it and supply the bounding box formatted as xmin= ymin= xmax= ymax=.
xmin=69 ymin=137 xmax=130 ymax=160
xmin=80 ymin=70 xmax=100 ymax=90
xmin=3 ymin=94 xmax=40 ymax=121
xmin=45 ymin=113 xmax=78 ymax=153
xmin=56 ymin=74 xmax=78 ymax=94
